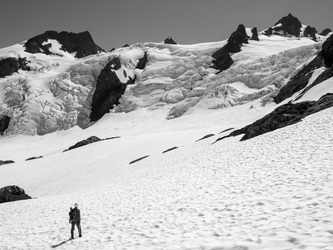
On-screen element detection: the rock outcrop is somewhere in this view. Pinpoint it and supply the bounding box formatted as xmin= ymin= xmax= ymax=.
xmin=0 ymin=57 xmax=30 ymax=78
xmin=24 ymin=31 xmax=104 ymax=58
xmin=211 ymin=24 xmax=249 ymax=72
xmin=250 ymin=27 xmax=259 ymax=41
xmin=0 ymin=160 xmax=15 ymax=166
xmin=215 ymin=93 xmax=333 ymax=142
xmin=320 ymin=28 xmax=332 ymax=36
xmin=263 ymin=13 xmax=302 ymax=37
xmin=274 ymin=34 xmax=333 ymax=103
xmin=164 ymin=37 xmax=177 ymax=45
xmin=136 ymin=52 xmax=148 ymax=70
xmin=0 ymin=115 xmax=10 ymax=135
xmin=90 ymin=57 xmax=136 ymax=121
xmin=0 ymin=185 xmax=32 ymax=203
xmin=303 ymin=26 xmax=317 ymax=41
xmin=64 ymin=136 xmax=102 ymax=152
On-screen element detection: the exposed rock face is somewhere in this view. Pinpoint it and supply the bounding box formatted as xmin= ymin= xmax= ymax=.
xmin=0 ymin=115 xmax=10 ymax=135
xmin=216 ymin=93 xmax=333 ymax=141
xmin=0 ymin=160 xmax=15 ymax=166
xmin=129 ymin=155 xmax=149 ymax=164
xmin=164 ymin=37 xmax=177 ymax=45
xmin=90 ymin=57 xmax=136 ymax=121
xmin=136 ymin=52 xmax=148 ymax=70
xmin=263 ymin=13 xmax=302 ymax=37
xmin=65 ymin=136 xmax=102 ymax=152
xmin=0 ymin=185 xmax=32 ymax=203
xmin=320 ymin=28 xmax=332 ymax=36
xmin=274 ymin=53 xmax=324 ymax=103
xmin=322 ymin=34 xmax=333 ymax=67
xmin=304 ymin=26 xmax=317 ymax=41
xmin=225 ymin=24 xmax=248 ymax=53
xmin=274 ymin=34 xmax=333 ymax=103
xmin=0 ymin=57 xmax=30 ymax=78
xmin=26 ymin=156 xmax=43 ymax=161
xmin=24 ymin=31 xmax=104 ymax=58
xmin=251 ymin=27 xmax=259 ymax=41
xmin=211 ymin=24 xmax=249 ymax=72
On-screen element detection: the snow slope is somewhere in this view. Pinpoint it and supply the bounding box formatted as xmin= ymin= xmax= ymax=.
xmin=0 ymin=97 xmax=333 ymax=249
xmin=1 ymin=32 xmax=333 ymax=250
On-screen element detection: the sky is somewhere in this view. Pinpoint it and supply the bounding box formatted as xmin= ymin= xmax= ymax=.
xmin=0 ymin=0 xmax=332 ymax=51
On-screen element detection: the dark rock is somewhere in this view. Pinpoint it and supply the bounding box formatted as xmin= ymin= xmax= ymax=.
xmin=215 ymin=93 xmax=333 ymax=142
xmin=24 ymin=31 xmax=104 ymax=58
xmin=65 ymin=136 xmax=102 ymax=152
xmin=275 ymin=33 xmax=333 ymax=103
xmin=303 ymin=26 xmax=317 ymax=41
xmin=129 ymin=155 xmax=149 ymax=164
xmin=211 ymin=24 xmax=248 ymax=72
xmin=0 ymin=160 xmax=15 ymax=166
xmin=104 ymin=136 xmax=121 ymax=140
xmin=211 ymin=48 xmax=234 ymax=72
xmin=162 ymin=147 xmax=178 ymax=153
xmin=224 ymin=24 xmax=249 ymax=53
xmin=274 ymin=13 xmax=302 ymax=37
xmin=0 ymin=57 xmax=30 ymax=78
xmin=320 ymin=28 xmax=332 ymax=36
xmin=164 ymin=37 xmax=177 ymax=45
xmin=196 ymin=134 xmax=215 ymax=142
xmin=251 ymin=27 xmax=259 ymax=41
xmin=263 ymin=27 xmax=273 ymax=36
xmin=0 ymin=115 xmax=10 ymax=135
xmin=136 ymin=52 xmax=148 ymax=70
xmin=90 ymin=57 xmax=136 ymax=121
xmin=0 ymin=58 xmax=19 ymax=77
xmin=122 ymin=44 xmax=130 ymax=48
xmin=295 ymin=67 xmax=333 ymax=102
xmin=0 ymin=185 xmax=32 ymax=203
xmin=26 ymin=156 xmax=43 ymax=161
xmin=219 ymin=128 xmax=234 ymax=134
xmin=274 ymin=53 xmax=324 ymax=103
xmin=110 ymin=48 xmax=115 ymax=52
xmin=322 ymin=34 xmax=333 ymax=67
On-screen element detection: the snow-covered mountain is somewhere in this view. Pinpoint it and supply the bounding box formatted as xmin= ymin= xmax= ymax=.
xmin=1 ymin=14 xmax=333 ymax=250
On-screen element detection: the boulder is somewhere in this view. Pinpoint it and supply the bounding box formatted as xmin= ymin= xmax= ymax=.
xmin=320 ymin=28 xmax=332 ymax=36
xmin=0 ymin=185 xmax=32 ymax=203
xmin=164 ymin=37 xmax=177 ymax=45
xmin=0 ymin=115 xmax=10 ymax=135
xmin=24 ymin=31 xmax=104 ymax=58
xmin=90 ymin=57 xmax=136 ymax=121
xmin=303 ymin=26 xmax=317 ymax=41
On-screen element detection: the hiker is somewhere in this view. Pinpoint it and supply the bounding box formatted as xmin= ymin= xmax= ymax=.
xmin=69 ymin=203 xmax=82 ymax=239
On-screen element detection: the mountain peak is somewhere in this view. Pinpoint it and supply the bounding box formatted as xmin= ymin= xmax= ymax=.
xmin=164 ymin=36 xmax=177 ymax=45
xmin=24 ymin=30 xmax=104 ymax=58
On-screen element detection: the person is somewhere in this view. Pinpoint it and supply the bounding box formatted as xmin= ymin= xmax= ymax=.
xmin=69 ymin=203 xmax=82 ymax=239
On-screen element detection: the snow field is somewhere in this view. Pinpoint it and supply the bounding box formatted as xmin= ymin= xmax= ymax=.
xmin=0 ymin=105 xmax=333 ymax=249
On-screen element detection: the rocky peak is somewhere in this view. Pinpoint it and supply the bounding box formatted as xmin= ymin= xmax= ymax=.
xmin=164 ymin=37 xmax=177 ymax=45
xmin=263 ymin=13 xmax=302 ymax=37
xmin=24 ymin=30 xmax=104 ymax=58
xmin=320 ymin=28 xmax=332 ymax=36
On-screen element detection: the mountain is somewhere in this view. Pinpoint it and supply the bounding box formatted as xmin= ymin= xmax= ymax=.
xmin=0 ymin=14 xmax=333 ymax=249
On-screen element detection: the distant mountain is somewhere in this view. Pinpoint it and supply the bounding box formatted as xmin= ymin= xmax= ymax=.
xmin=0 ymin=14 xmax=332 ymax=138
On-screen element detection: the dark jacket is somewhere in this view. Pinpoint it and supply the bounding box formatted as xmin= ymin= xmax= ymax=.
xmin=69 ymin=207 xmax=81 ymax=223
